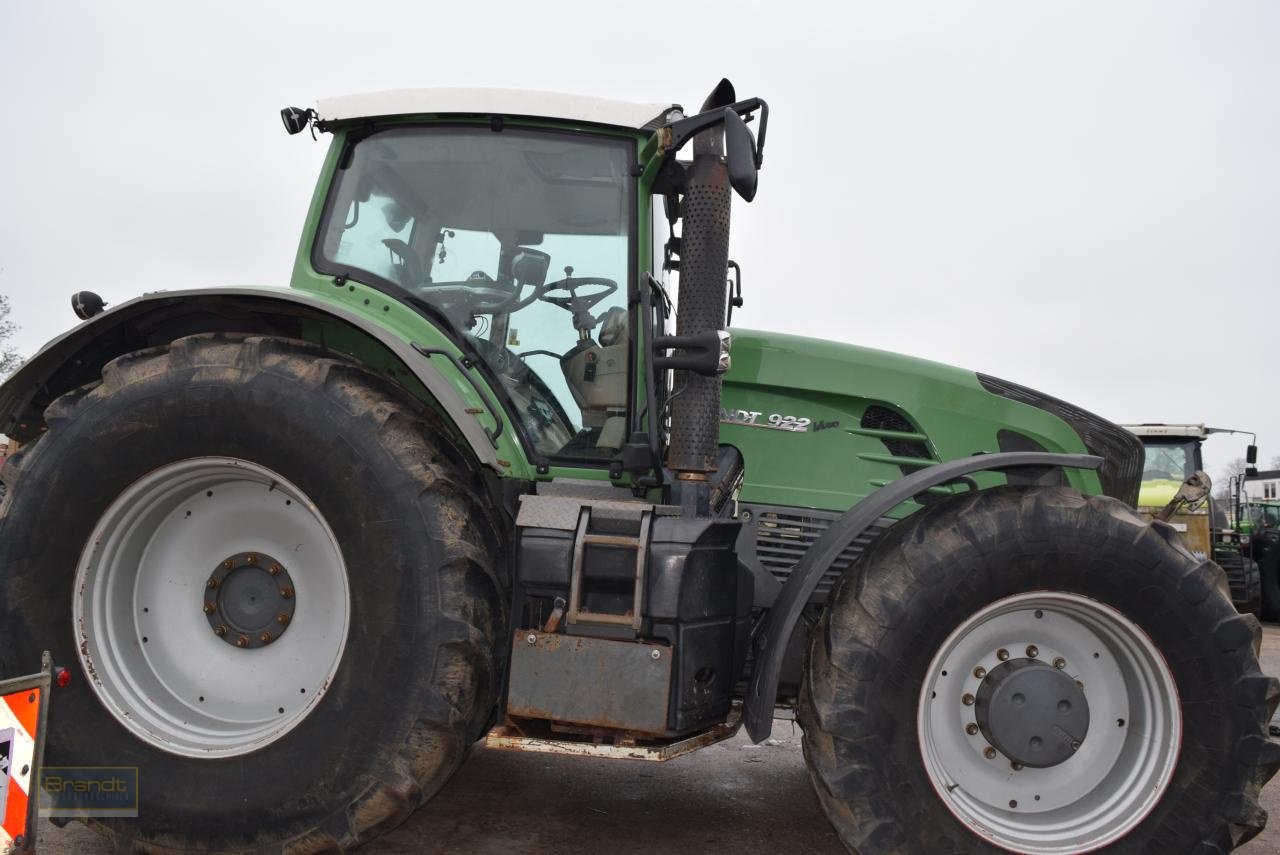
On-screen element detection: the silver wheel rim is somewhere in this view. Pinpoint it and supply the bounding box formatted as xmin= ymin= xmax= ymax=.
xmin=74 ymin=457 xmax=350 ymax=758
xmin=917 ymin=591 xmax=1181 ymax=853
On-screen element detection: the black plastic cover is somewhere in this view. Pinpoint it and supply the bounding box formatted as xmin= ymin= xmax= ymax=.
xmin=978 ymin=374 xmax=1144 ymax=507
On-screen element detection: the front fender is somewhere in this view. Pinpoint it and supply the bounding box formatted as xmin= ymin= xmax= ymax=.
xmin=0 ymin=287 xmax=508 ymax=471
xmin=742 ymin=450 xmax=1103 ymax=743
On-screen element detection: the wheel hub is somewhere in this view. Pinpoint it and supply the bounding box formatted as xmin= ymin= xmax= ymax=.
xmin=917 ymin=592 xmax=1181 ymax=853
xmin=205 ymin=552 xmax=296 ymax=648
xmin=974 ymin=657 xmax=1089 ymax=767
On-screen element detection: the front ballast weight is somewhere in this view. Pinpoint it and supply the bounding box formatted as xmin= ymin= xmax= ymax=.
xmin=504 ymin=486 xmax=750 ymax=743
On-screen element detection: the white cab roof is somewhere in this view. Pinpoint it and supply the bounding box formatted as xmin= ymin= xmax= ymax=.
xmin=1123 ymin=423 xmax=1208 ymax=440
xmin=315 ymin=88 xmax=680 ymax=131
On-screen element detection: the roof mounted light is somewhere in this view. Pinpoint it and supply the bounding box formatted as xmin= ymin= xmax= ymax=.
xmin=280 ymin=106 xmax=316 ymax=136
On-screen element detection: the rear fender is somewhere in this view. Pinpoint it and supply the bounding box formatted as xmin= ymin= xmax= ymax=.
xmin=0 ymin=288 xmax=505 ymax=471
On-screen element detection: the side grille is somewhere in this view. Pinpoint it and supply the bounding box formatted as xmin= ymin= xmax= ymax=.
xmin=978 ymin=374 xmax=1144 ymax=508
xmin=861 ymin=405 xmax=931 ymax=460
xmin=745 ymin=504 xmax=893 ymax=599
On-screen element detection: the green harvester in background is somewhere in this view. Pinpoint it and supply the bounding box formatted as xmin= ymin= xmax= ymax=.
xmin=1124 ymin=423 xmax=1264 ymax=615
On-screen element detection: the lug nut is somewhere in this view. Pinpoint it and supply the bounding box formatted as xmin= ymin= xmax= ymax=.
xmin=277 ymin=612 xmax=290 ymax=625
xmin=973 ymin=666 xmax=986 ymax=679
xmin=247 ymin=554 xmax=258 ymax=564
xmin=259 ymin=631 xmax=273 ymax=644
xmin=206 ymin=578 xmax=219 ymax=590
xmin=214 ymin=625 xmax=228 ymax=637
xmin=983 ymin=747 xmax=997 ymax=759
xmin=1011 ymin=761 xmax=1023 ymax=771
xmin=1025 ymin=645 xmax=1039 ymax=658
xmin=223 ymin=559 xmax=234 ymax=569
xmin=203 ymin=603 xmax=216 ymax=614
xmin=1053 ymin=657 xmax=1067 ymax=669
xmin=965 ymin=723 xmax=979 ymax=735
xmin=269 ymin=564 xmax=282 ymax=576
xmin=996 ymin=648 xmax=1010 ymax=661
xmin=236 ymin=635 xmax=249 ymax=648
xmin=962 ymin=693 xmax=975 ymax=706
xmin=280 ymin=587 xmax=294 ymax=599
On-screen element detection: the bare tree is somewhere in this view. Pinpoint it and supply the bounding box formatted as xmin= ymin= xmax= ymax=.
xmin=1215 ymin=457 xmax=1249 ymax=502
xmin=0 ymin=293 xmax=21 ymax=378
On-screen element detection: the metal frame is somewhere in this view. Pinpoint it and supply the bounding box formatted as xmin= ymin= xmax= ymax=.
xmin=742 ymin=451 xmax=1103 ymax=742
xmin=1 ymin=652 xmax=53 ymax=855
xmin=567 ymin=508 xmax=652 ymax=632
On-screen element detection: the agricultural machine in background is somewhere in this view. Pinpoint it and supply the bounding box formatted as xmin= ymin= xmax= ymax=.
xmin=1125 ymin=423 xmax=1264 ymax=615
xmin=1230 ymin=470 xmax=1280 ymax=622
xmin=0 ymin=81 xmax=1275 ymax=854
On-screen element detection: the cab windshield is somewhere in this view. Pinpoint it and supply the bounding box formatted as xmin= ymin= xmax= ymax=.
xmin=1140 ymin=440 xmax=1198 ymax=482
xmin=316 ymin=126 xmax=633 ymax=461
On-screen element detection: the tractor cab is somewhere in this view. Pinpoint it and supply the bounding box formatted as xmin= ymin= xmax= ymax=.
xmin=1239 ymin=501 xmax=1280 ymax=535
xmin=1126 ymin=423 xmax=1207 ymax=510
xmin=316 ymin=122 xmax=637 ymax=459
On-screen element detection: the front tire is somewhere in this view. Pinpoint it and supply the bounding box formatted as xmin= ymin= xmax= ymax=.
xmin=799 ymin=486 xmax=1280 ymax=853
xmin=0 ymin=334 xmax=508 ymax=852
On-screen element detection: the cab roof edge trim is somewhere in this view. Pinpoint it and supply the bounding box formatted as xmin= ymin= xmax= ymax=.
xmin=315 ymin=88 xmax=682 ymax=131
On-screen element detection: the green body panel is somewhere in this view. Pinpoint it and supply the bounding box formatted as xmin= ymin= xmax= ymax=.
xmin=279 ymin=119 xmax=1101 ymax=508
xmin=720 ymin=330 xmax=1098 ymax=512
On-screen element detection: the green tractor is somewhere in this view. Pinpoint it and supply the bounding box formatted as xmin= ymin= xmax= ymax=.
xmin=1123 ymin=423 xmax=1263 ymax=615
xmin=0 ymin=81 xmax=1275 ymax=854
xmin=1233 ymin=472 xmax=1280 ymax=621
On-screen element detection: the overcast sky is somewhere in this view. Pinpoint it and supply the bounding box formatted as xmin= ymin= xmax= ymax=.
xmin=1 ymin=1 xmax=1276 ymax=478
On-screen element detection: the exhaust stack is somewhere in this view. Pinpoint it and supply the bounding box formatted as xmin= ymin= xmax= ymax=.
xmin=650 ymin=80 xmax=766 ymax=514
xmin=667 ymin=122 xmax=733 ymax=482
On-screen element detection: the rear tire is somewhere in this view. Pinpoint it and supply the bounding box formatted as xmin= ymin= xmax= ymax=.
xmin=0 ymin=333 xmax=508 ymax=852
xmin=798 ymin=486 xmax=1280 ymax=853
xmin=1261 ymin=547 xmax=1280 ymax=624
xmin=1218 ymin=549 xmax=1262 ymax=616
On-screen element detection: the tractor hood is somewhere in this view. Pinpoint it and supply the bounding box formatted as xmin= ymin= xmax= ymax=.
xmin=719 ymin=330 xmax=1141 ymax=512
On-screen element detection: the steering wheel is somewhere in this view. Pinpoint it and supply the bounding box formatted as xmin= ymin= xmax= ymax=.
xmin=540 ymin=276 xmax=618 ymax=330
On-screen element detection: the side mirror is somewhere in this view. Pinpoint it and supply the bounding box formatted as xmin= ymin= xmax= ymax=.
xmin=1247 ymin=444 xmax=1258 ymax=464
xmin=723 ymin=108 xmax=758 ymax=202
xmin=511 ymin=248 xmax=550 ymax=287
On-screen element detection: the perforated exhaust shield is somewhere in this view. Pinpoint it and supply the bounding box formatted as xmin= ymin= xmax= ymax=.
xmin=668 ymin=146 xmax=732 ymax=475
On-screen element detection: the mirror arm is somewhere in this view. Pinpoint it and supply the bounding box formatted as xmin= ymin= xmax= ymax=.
xmin=726 ymin=261 xmax=743 ymax=326
xmin=650 ymin=96 xmax=769 ymax=181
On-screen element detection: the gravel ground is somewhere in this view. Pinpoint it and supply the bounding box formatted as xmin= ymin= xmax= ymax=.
xmin=35 ymin=624 xmax=1280 ymax=854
